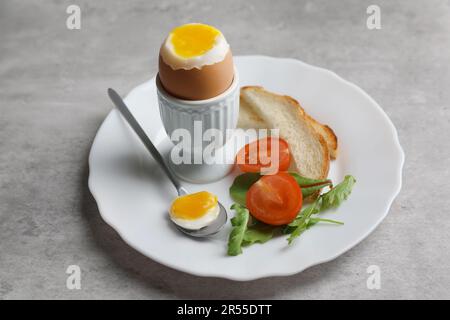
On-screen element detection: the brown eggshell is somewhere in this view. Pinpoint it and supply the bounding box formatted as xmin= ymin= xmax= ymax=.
xmin=158 ymin=50 xmax=234 ymax=100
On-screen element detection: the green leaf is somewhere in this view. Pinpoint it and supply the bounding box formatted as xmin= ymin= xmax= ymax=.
xmin=289 ymin=172 xmax=332 ymax=198
xmin=283 ymin=215 xmax=343 ymax=235
xmin=228 ymin=174 xmax=356 ymax=249
xmin=242 ymin=223 xmax=274 ymax=247
xmin=306 ymin=219 xmax=319 ymax=229
xmin=289 ymin=172 xmax=331 ymax=186
xmin=281 ymin=225 xmax=296 ymax=234
xmin=309 ymin=217 xmax=344 ymax=225
xmin=227 ymin=203 xmax=250 ymax=256
xmin=288 ymin=201 xmax=321 ymax=227
xmin=319 ymin=175 xmax=356 ymax=211
xmin=229 ymin=173 xmax=261 ymax=206
xmin=286 ymin=175 xmax=355 ymax=244
xmin=287 ymin=201 xmax=319 ymax=244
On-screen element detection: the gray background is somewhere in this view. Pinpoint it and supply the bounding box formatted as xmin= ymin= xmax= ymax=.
xmin=1 ymin=0 xmax=449 ymax=299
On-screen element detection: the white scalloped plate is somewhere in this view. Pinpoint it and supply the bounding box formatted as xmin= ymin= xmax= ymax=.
xmin=88 ymin=56 xmax=404 ymax=281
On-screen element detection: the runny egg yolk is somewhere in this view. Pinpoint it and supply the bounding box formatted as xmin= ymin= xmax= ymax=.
xmin=170 ymin=24 xmax=220 ymax=58
xmin=170 ymin=191 xmax=218 ymax=220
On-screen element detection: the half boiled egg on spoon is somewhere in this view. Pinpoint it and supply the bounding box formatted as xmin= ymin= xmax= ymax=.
xmin=108 ymin=88 xmax=227 ymax=237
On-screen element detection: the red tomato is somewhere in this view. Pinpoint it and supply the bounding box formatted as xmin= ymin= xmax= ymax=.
xmin=246 ymin=172 xmax=303 ymax=225
xmin=236 ymin=137 xmax=290 ymax=173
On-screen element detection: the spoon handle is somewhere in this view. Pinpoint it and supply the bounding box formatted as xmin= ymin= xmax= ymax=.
xmin=108 ymin=88 xmax=185 ymax=195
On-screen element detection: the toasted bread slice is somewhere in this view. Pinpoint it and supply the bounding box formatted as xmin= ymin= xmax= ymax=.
xmin=239 ymin=92 xmax=338 ymax=159
xmin=240 ymin=86 xmax=330 ymax=179
xmin=302 ymin=114 xmax=338 ymax=159
xmin=237 ymin=95 xmax=267 ymax=129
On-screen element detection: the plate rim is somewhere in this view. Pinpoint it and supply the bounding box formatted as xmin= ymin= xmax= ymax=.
xmin=88 ymin=55 xmax=405 ymax=281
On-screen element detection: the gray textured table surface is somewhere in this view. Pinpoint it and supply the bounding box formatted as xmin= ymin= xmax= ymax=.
xmin=1 ymin=0 xmax=449 ymax=300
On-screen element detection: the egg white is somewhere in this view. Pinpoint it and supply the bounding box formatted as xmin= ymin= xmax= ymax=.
xmin=170 ymin=203 xmax=220 ymax=230
xmin=160 ymin=23 xmax=229 ymax=70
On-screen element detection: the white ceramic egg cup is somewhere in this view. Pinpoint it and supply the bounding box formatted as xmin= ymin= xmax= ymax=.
xmin=156 ymin=68 xmax=239 ymax=183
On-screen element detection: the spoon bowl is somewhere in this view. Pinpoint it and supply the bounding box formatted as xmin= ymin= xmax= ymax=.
xmin=174 ymin=201 xmax=228 ymax=237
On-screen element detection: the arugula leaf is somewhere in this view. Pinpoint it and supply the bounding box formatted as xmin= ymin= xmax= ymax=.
xmin=305 ymin=219 xmax=319 ymax=229
xmin=290 ymin=172 xmax=333 ymax=198
xmin=288 ymin=200 xmax=321 ymax=228
xmin=309 ymin=217 xmax=344 ymax=225
xmin=227 ymin=203 xmax=250 ymax=256
xmin=287 ymin=175 xmax=355 ymax=244
xmin=229 ymin=173 xmax=261 ymax=206
xmin=283 ymin=215 xmax=343 ymax=234
xmin=228 ymin=175 xmax=356 ymax=250
xmin=289 ymin=173 xmax=324 ymax=185
xmin=242 ymin=223 xmax=274 ymax=247
xmin=287 ymin=200 xmax=319 ymax=244
xmin=319 ymin=175 xmax=356 ymax=211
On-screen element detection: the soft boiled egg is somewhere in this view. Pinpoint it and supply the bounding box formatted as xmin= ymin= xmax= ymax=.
xmin=158 ymin=23 xmax=234 ymax=100
xmin=169 ymin=191 xmax=220 ymax=230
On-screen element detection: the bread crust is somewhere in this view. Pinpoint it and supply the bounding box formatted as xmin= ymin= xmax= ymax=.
xmin=241 ymin=86 xmax=330 ymax=179
xmin=303 ymin=114 xmax=338 ymax=159
xmin=280 ymin=93 xmax=330 ymax=179
xmin=239 ymin=86 xmax=338 ymax=159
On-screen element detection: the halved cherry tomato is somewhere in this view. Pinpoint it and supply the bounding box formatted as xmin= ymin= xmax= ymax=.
xmin=246 ymin=172 xmax=302 ymax=225
xmin=236 ymin=137 xmax=290 ymax=173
